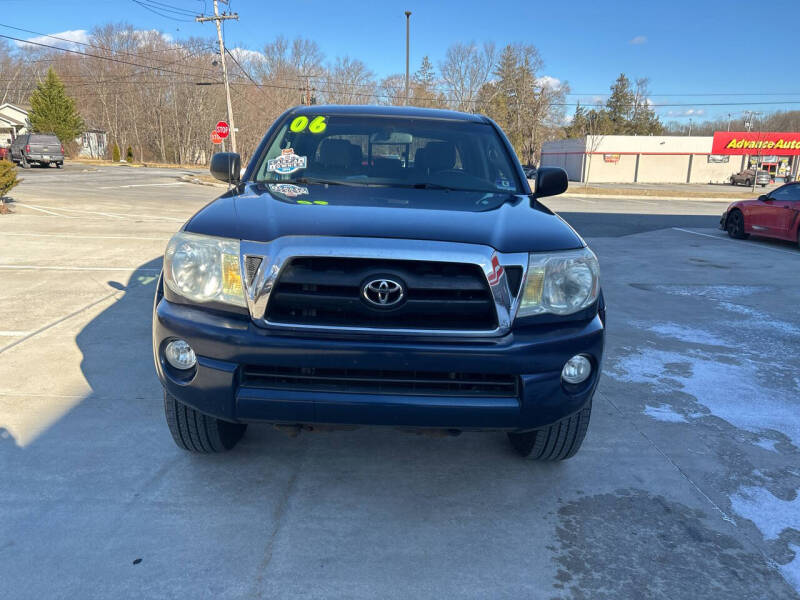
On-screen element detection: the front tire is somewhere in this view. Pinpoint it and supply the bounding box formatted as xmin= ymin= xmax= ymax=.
xmin=726 ymin=209 xmax=748 ymax=239
xmin=745 ymin=179 xmax=751 ymax=187
xmin=507 ymin=402 xmax=591 ymax=460
xmin=163 ymin=391 xmax=247 ymax=452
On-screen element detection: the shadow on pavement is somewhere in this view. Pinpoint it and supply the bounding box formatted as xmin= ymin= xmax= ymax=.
xmin=559 ymin=212 xmax=719 ymax=238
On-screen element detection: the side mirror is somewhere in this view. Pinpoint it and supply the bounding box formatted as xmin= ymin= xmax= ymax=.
xmin=758 ymin=194 xmax=770 ymax=202
xmin=210 ymin=152 xmax=241 ymax=184
xmin=534 ymin=166 xmax=568 ymax=199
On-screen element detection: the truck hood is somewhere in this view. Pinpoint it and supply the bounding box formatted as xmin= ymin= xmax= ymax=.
xmin=184 ymin=182 xmax=584 ymax=254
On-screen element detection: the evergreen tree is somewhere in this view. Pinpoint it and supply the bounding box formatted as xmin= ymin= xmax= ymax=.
xmin=414 ymin=56 xmax=436 ymax=89
xmin=112 ymin=143 xmax=120 ymax=162
xmin=0 ymin=160 xmax=20 ymax=212
xmin=126 ymin=146 xmax=134 ymax=163
xmin=28 ymin=68 xmax=84 ymax=144
xmin=565 ymin=103 xmax=589 ymax=137
xmin=605 ymin=74 xmax=635 ymax=134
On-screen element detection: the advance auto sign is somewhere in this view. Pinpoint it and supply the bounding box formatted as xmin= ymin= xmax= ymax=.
xmin=712 ymin=131 xmax=800 ymax=155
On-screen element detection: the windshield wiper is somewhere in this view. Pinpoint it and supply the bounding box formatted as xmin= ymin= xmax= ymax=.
xmin=261 ymin=177 xmax=381 ymax=188
xmin=396 ymin=182 xmax=511 ymax=194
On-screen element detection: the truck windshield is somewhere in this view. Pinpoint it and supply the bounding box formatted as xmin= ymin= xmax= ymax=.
xmin=254 ymin=114 xmax=522 ymax=194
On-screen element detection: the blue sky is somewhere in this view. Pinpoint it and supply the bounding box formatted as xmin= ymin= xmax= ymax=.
xmin=3 ymin=0 xmax=800 ymax=123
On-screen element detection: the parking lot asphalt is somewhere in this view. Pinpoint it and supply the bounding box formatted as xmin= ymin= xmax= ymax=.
xmin=1 ymin=165 xmax=799 ymax=599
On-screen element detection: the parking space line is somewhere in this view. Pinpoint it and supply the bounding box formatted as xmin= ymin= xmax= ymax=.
xmin=0 ymin=265 xmax=162 ymax=272
xmin=13 ymin=202 xmax=78 ymax=218
xmin=12 ymin=202 xmax=185 ymax=222
xmin=0 ymin=331 xmax=32 ymax=336
xmin=672 ymin=227 xmax=800 ymax=257
xmin=98 ymin=182 xmax=189 ymax=189
xmin=0 ymin=291 xmax=119 ymax=355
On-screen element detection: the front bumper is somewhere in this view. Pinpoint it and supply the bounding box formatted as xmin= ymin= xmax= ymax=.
xmin=153 ymin=299 xmax=605 ymax=431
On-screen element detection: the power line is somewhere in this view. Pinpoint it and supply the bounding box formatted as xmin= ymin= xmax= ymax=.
xmin=225 ymin=47 xmax=267 ymax=98
xmin=0 ymin=32 xmax=214 ymax=78
xmin=130 ymin=0 xmax=196 ymax=22
xmin=136 ymin=0 xmax=198 ymax=16
xmin=0 ymin=22 xmax=204 ymax=61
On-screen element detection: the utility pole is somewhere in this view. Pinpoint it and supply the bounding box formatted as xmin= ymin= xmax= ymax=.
xmin=404 ymin=11 xmax=411 ymax=106
xmin=727 ymin=113 xmax=731 ymax=132
xmin=197 ymin=0 xmax=238 ymax=153
xmin=688 ymin=118 xmax=692 ymax=136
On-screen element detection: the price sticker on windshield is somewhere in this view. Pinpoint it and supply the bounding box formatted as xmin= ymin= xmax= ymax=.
xmin=267 ymin=148 xmax=307 ymax=174
xmin=289 ymin=115 xmax=327 ymax=134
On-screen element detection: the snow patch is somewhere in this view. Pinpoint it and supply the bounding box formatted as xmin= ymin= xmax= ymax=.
xmin=730 ymin=486 xmax=800 ymax=593
xmin=754 ymin=438 xmax=779 ymax=453
xmin=640 ymin=322 xmax=729 ymax=347
xmin=730 ymin=485 xmax=800 ymax=540
xmin=609 ymin=349 xmax=800 ymax=445
xmin=644 ymin=403 xmax=687 ymax=423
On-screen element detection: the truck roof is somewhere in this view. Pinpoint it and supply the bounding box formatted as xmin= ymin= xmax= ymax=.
xmin=287 ymin=104 xmax=489 ymax=123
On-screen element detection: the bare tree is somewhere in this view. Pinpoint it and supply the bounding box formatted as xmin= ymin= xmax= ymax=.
xmin=439 ymin=42 xmax=496 ymax=112
xmin=323 ymin=57 xmax=376 ymax=105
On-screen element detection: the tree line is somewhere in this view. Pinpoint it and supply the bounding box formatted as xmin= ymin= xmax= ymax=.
xmin=564 ymin=73 xmax=663 ymax=138
xmin=0 ymin=25 xmax=569 ymax=166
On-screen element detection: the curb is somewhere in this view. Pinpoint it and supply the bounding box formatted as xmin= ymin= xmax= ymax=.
xmin=561 ymin=193 xmax=740 ymax=203
xmin=179 ymin=174 xmax=227 ymax=188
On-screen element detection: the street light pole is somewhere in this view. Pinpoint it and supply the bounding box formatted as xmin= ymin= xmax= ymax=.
xmin=197 ymin=0 xmax=238 ymax=153
xmin=404 ymin=11 xmax=411 ymax=106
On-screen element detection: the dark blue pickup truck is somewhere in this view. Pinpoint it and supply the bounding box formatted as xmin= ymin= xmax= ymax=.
xmin=153 ymin=105 xmax=605 ymax=460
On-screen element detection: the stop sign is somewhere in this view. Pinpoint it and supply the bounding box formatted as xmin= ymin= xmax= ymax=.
xmin=215 ymin=121 xmax=229 ymax=138
xmin=210 ymin=131 xmax=224 ymax=145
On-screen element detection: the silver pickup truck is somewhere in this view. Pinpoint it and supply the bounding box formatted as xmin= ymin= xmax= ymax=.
xmin=10 ymin=134 xmax=64 ymax=168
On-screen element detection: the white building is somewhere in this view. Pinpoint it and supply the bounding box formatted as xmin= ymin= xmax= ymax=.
xmin=0 ymin=102 xmax=107 ymax=158
xmin=0 ymin=103 xmax=30 ymax=147
xmin=540 ymin=135 xmax=798 ymax=184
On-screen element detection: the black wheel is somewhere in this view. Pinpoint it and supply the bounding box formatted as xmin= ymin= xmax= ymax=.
xmin=761 ymin=184 xmax=766 ymax=188
xmin=745 ymin=179 xmax=751 ymax=187
xmin=730 ymin=177 xmax=736 ymax=185
xmin=20 ymin=156 xmax=28 ymax=169
xmin=56 ymin=162 xmax=62 ymax=169
xmin=507 ymin=402 xmax=591 ymax=461
xmin=163 ymin=390 xmax=247 ymax=453
xmin=726 ymin=209 xmax=748 ymax=239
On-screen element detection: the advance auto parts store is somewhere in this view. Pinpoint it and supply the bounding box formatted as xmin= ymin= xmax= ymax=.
xmin=540 ymin=131 xmax=800 ymax=184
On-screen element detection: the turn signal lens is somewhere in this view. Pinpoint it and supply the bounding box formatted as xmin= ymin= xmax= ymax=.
xmin=222 ymin=253 xmax=243 ymax=297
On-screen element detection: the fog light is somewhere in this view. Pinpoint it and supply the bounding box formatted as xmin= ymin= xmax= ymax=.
xmin=165 ymin=339 xmax=196 ymax=370
xmin=562 ymin=354 xmax=592 ymax=385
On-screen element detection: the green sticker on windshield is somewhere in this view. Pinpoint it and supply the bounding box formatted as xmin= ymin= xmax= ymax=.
xmin=289 ymin=115 xmax=326 ymax=134
xmin=290 ymin=116 xmax=308 ymax=132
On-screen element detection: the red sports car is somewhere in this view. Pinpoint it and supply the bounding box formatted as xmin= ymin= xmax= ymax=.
xmin=721 ymin=181 xmax=800 ymax=248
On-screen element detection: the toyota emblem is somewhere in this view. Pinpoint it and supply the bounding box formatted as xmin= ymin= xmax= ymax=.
xmin=362 ymin=278 xmax=405 ymax=308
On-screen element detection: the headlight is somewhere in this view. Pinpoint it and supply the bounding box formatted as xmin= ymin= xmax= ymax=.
xmin=517 ymin=247 xmax=599 ymax=318
xmin=163 ymin=232 xmax=245 ymax=307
